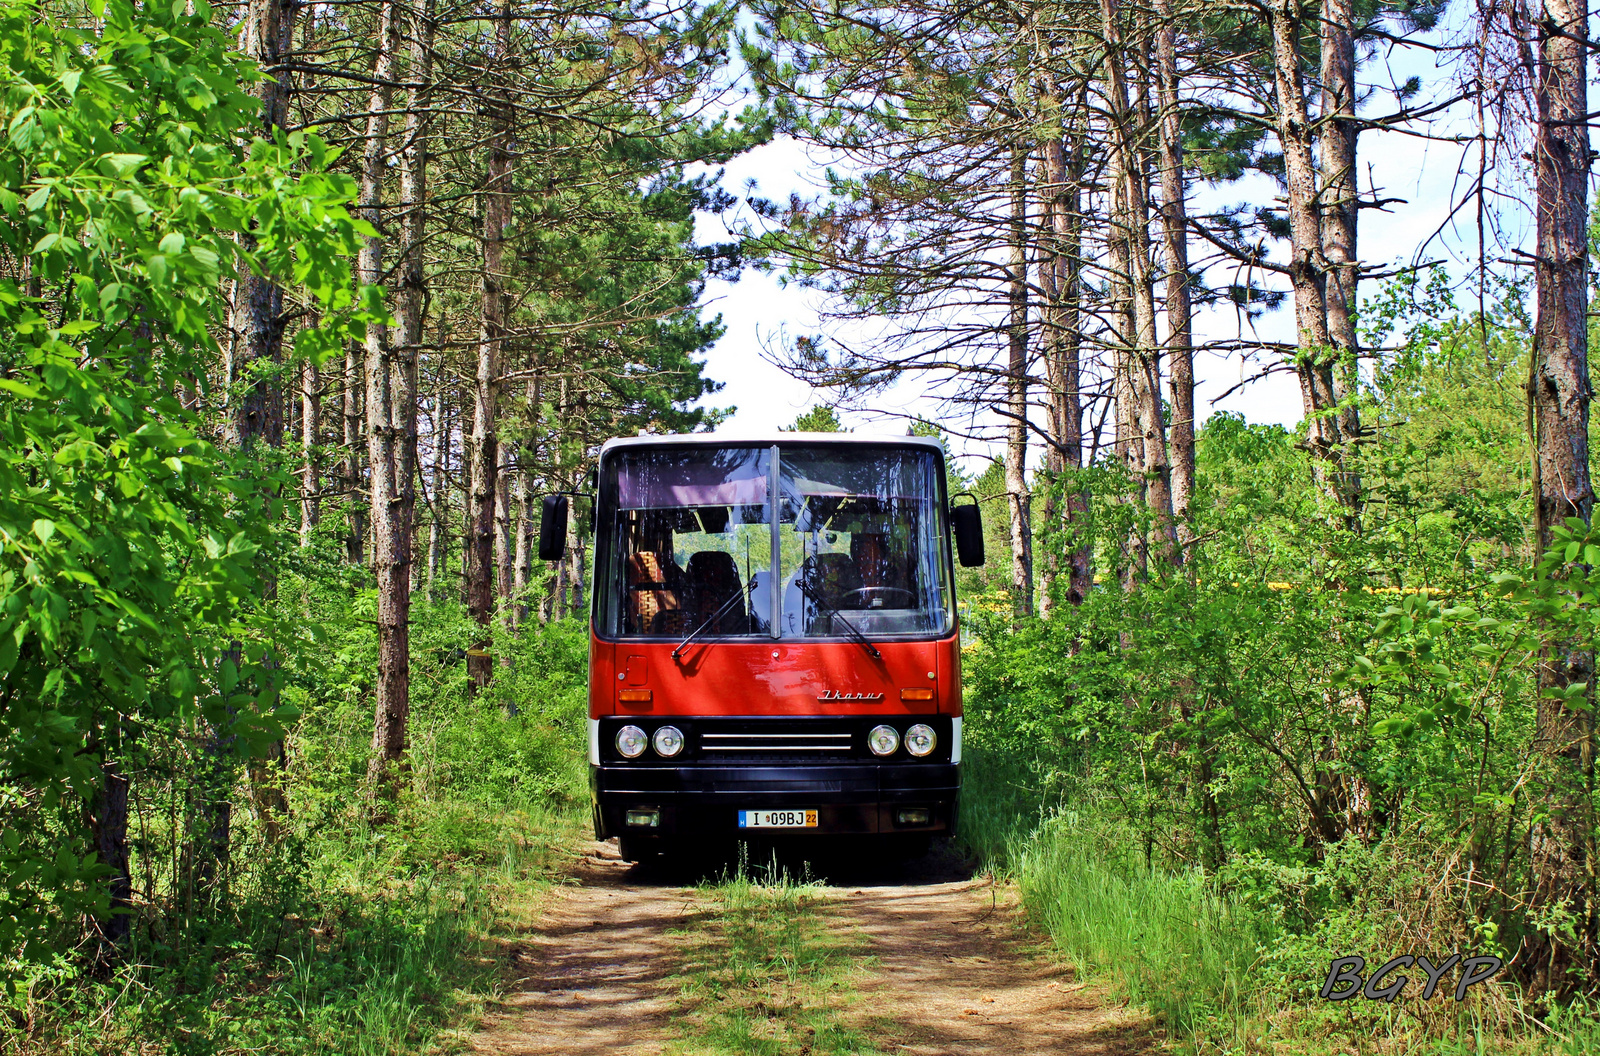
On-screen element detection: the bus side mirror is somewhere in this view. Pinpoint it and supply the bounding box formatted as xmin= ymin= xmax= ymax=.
xmin=951 ymin=502 xmax=984 ymax=567
xmin=538 ymin=494 xmax=568 ymax=561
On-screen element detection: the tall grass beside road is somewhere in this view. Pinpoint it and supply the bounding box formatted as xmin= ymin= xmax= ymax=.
xmin=956 ymin=747 xmax=1600 ymax=1055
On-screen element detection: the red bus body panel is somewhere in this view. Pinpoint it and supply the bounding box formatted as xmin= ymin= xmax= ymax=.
xmin=589 ymin=632 xmax=964 ymax=719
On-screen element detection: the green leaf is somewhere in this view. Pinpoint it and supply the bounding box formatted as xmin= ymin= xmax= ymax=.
xmin=31 ymin=520 xmax=56 ymax=544
xmin=98 ymin=154 xmax=148 ymax=178
xmin=0 ymin=378 xmax=43 ymax=399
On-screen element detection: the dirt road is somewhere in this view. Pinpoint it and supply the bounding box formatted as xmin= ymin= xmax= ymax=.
xmin=472 ymin=839 xmax=1149 ymax=1056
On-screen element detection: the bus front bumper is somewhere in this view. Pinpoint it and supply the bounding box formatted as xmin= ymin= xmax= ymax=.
xmin=591 ymin=763 xmax=960 ymax=841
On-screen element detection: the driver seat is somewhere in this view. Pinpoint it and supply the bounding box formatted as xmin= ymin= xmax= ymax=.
xmin=809 ymin=552 xmax=865 ymax=609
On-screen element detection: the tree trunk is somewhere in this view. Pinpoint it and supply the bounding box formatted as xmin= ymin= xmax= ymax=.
xmin=227 ymin=0 xmax=293 ymax=455
xmin=1038 ymin=89 xmax=1092 ymax=612
xmin=1060 ymin=87 xmax=1093 ymax=607
xmin=206 ymin=0 xmax=297 ymax=889
xmin=1004 ymin=143 xmax=1034 ymax=622
xmin=570 ymin=491 xmax=587 ymax=615
xmin=1103 ymin=0 xmax=1177 ymax=568
xmin=427 ymin=398 xmax=447 ymax=599
xmin=1155 ymin=0 xmax=1195 ymax=552
xmin=87 ymin=747 xmax=131 ymax=968
xmin=343 ymin=342 xmax=366 ymax=564
xmin=466 ymin=0 xmax=513 ymax=691
xmin=1269 ymin=0 xmax=1358 ymax=518
xmin=299 ymin=357 xmax=320 ymax=547
xmin=1319 ymin=0 xmax=1362 ymax=452
xmin=496 ymin=456 xmax=515 ymax=595
xmin=394 ymin=0 xmax=431 ymax=606
xmin=1104 ymin=107 xmax=1145 ymax=589
xmin=360 ymin=0 xmax=411 ymax=803
xmin=1528 ymin=0 xmax=1595 ymax=994
xmin=495 ymin=450 xmax=515 ymax=658
xmin=511 ymin=375 xmax=540 ymax=628
xmin=512 ymin=461 xmax=532 ymax=631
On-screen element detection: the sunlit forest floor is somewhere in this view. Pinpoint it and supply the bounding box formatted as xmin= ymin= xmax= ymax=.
xmin=12 ymin=739 xmax=1600 ymax=1056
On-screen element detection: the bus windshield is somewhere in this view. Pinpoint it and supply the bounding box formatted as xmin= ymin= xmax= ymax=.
xmin=595 ymin=444 xmax=951 ymax=640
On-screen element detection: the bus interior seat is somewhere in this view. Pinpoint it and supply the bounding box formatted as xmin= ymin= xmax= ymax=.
xmin=683 ymin=551 xmax=745 ymax=632
xmin=625 ymin=551 xmax=682 ymax=635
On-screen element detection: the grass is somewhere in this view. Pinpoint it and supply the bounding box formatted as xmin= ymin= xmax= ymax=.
xmin=1012 ymin=814 xmax=1262 ymax=1049
xmin=6 ymin=799 xmax=584 ymax=1056
xmin=956 ymin=745 xmax=1600 ymax=1055
xmin=1012 ymin=818 xmax=1600 ymax=1055
xmin=667 ymin=852 xmax=885 ymax=1056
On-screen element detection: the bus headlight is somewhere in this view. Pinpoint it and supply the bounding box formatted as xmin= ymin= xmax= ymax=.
xmin=868 ymin=724 xmax=900 ymax=757
xmin=652 ymin=725 xmax=685 ymax=758
xmin=904 ymin=723 xmax=936 ymax=757
xmin=616 ymin=725 xmax=647 ymax=759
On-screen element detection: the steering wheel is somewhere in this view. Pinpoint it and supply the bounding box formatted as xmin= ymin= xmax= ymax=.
xmin=837 ymin=586 xmax=917 ymax=610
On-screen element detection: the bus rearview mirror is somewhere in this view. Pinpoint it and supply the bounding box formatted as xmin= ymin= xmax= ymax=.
xmin=538 ymin=494 xmax=568 ymax=561
xmin=951 ymin=503 xmax=984 ymax=567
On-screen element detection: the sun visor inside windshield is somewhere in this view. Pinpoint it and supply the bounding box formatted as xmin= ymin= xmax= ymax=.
xmin=617 ymin=452 xmax=768 ymax=509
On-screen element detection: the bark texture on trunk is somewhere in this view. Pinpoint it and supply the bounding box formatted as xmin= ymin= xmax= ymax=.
xmin=1318 ymin=0 xmax=1363 ymax=450
xmin=1039 ymin=89 xmax=1092 ymax=612
xmin=360 ymin=0 xmax=412 ymax=800
xmin=1155 ymin=0 xmax=1194 ymax=553
xmin=396 ymin=0 xmax=432 ymax=608
xmin=206 ymin=0 xmax=298 ymax=890
xmin=1528 ymin=0 xmax=1596 ymax=995
xmin=87 ymin=749 xmax=131 ymax=967
xmin=1037 ymin=124 xmax=1064 ymax=620
xmin=1104 ymin=120 xmax=1143 ymax=588
xmin=299 ymin=358 xmax=320 ymax=547
xmin=496 ymin=455 xmax=514 ymax=598
xmin=427 ymin=400 xmax=447 ymax=598
xmin=511 ymin=468 xmax=531 ymax=628
xmin=1061 ymin=85 xmax=1093 ymax=606
xmin=343 ymin=342 xmax=366 ymax=564
xmin=1103 ymin=0 xmax=1177 ymax=570
xmin=466 ymin=0 xmax=513 ymax=690
xmin=227 ymin=0 xmax=293 ymax=454
xmin=1269 ymin=0 xmax=1359 ymax=518
xmin=495 ymin=450 xmax=515 ymax=659
xmin=1005 ymin=143 xmax=1034 ymax=621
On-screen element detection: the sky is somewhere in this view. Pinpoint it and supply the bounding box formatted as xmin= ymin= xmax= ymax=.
xmin=685 ymin=11 xmax=1529 ymax=468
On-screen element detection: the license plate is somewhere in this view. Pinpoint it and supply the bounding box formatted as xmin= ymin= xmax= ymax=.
xmin=738 ymin=809 xmax=818 ymax=829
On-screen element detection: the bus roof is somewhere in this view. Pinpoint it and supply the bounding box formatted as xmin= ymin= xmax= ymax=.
xmin=598 ymin=432 xmax=945 ymax=457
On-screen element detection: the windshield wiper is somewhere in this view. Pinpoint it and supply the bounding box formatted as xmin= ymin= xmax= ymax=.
xmin=672 ymin=580 xmax=757 ymax=661
xmin=797 ymin=572 xmax=882 ymax=659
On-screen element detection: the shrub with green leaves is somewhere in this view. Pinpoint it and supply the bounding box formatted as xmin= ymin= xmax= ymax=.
xmin=0 ymin=0 xmax=373 ymax=976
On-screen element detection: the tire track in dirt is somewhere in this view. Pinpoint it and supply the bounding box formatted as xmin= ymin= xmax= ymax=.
xmin=471 ymin=840 xmax=1150 ymax=1056
xmin=471 ymin=841 xmax=696 ymax=1055
xmin=831 ymin=873 xmax=1148 ymax=1055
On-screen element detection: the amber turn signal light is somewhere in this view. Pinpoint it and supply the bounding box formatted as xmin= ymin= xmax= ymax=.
xmin=899 ymin=688 xmax=934 ymax=702
xmin=618 ymin=689 xmax=653 ymax=703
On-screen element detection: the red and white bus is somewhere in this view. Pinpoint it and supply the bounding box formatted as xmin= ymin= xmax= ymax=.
xmin=540 ymin=433 xmax=983 ymax=860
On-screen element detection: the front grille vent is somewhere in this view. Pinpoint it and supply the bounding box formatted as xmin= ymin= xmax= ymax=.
xmin=700 ymin=732 xmax=853 ymax=753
